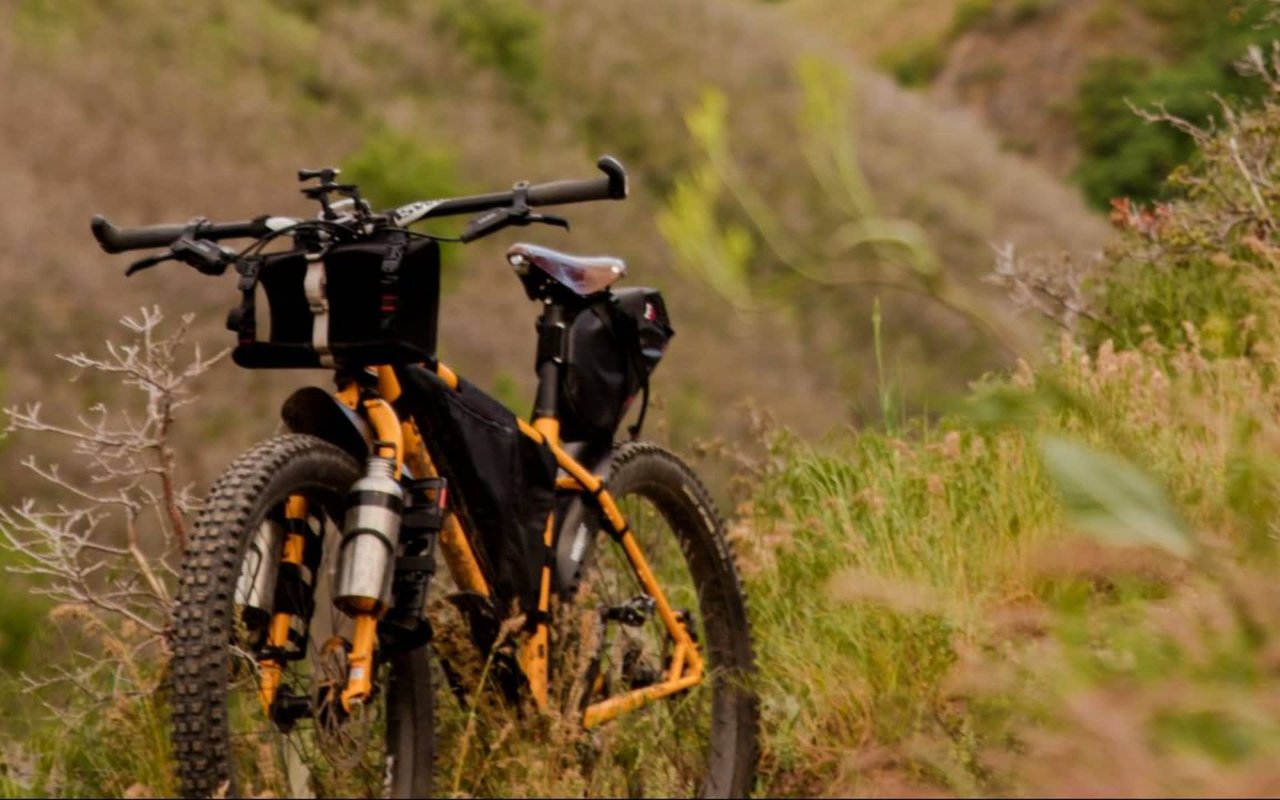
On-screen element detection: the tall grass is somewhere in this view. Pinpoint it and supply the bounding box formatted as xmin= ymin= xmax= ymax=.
xmin=737 ymin=62 xmax=1280 ymax=793
xmin=740 ymin=329 xmax=1280 ymax=794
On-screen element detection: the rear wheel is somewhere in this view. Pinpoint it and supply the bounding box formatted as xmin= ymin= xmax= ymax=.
xmin=546 ymin=442 xmax=759 ymax=797
xmin=169 ymin=434 xmax=434 ymax=798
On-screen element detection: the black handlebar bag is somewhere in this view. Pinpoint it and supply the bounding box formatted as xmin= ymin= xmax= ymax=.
xmin=394 ymin=365 xmax=557 ymax=618
xmin=228 ymin=231 xmax=441 ymax=369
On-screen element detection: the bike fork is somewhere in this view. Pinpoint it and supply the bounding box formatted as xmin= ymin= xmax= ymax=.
xmin=257 ymin=495 xmax=310 ymax=716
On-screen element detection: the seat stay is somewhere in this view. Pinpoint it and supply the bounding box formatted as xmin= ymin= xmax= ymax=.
xmin=515 ymin=416 xmax=705 ymax=723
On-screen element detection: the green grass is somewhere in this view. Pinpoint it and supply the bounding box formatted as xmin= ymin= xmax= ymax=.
xmin=742 ymin=337 xmax=1280 ymax=793
xmin=738 ymin=77 xmax=1280 ymax=792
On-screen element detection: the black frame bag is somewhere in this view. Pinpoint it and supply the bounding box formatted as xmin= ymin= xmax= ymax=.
xmin=394 ymin=365 xmax=558 ymax=616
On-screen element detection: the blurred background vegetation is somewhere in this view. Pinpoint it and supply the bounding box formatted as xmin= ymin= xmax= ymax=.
xmin=4 ymin=0 xmax=1280 ymax=795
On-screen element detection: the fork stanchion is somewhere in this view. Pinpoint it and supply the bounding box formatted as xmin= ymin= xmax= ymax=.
xmin=258 ymin=494 xmax=309 ymax=716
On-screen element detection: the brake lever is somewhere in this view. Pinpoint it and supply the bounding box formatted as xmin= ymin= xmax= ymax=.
xmin=461 ymin=208 xmax=514 ymax=243
xmin=461 ymin=209 xmax=571 ymax=243
xmin=171 ymin=237 xmax=238 ymax=275
xmin=524 ymin=213 xmax=570 ymax=232
xmin=126 ymin=251 xmax=175 ymax=276
xmin=125 ymin=237 xmax=237 ymax=277
xmin=461 ymin=180 xmax=575 ymax=244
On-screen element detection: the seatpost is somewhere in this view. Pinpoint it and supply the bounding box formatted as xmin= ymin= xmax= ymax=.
xmin=532 ymin=301 xmax=567 ymax=442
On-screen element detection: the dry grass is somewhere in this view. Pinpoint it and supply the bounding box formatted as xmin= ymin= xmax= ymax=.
xmin=737 ymin=326 xmax=1280 ymax=795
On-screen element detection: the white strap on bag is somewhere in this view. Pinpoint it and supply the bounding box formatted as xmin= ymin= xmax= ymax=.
xmin=303 ymin=250 xmax=334 ymax=368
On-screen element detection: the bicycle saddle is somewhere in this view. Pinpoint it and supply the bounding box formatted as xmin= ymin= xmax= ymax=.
xmin=507 ymin=242 xmax=627 ymax=296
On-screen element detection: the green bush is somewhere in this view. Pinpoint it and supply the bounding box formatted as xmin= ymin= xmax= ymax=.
xmin=1081 ymin=49 xmax=1280 ymax=356
xmin=1073 ymin=56 xmax=1212 ymax=208
xmin=1009 ymin=0 xmax=1054 ymax=25
xmin=950 ymin=0 xmax=997 ymax=35
xmin=1091 ymin=254 xmax=1257 ymax=358
xmin=0 ymin=580 xmax=43 ymax=673
xmin=343 ymin=129 xmax=462 ymax=210
xmin=343 ymin=129 xmax=469 ymax=273
xmin=437 ymin=0 xmax=545 ymax=109
xmin=882 ymin=0 xmax=1052 ymax=90
xmin=1072 ymin=1 xmax=1279 ymax=208
xmin=878 ymin=37 xmax=948 ymax=89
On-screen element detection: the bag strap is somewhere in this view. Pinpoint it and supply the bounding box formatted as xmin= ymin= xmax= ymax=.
xmin=619 ymin=306 xmax=650 ymax=441
xmin=380 ymin=230 xmax=409 ymax=333
xmin=627 ymin=376 xmax=650 ymax=441
xmin=226 ymin=255 xmax=261 ymax=344
xmin=304 ymin=249 xmax=334 ymax=367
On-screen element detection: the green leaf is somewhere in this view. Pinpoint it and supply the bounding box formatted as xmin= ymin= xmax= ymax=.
xmin=1037 ymin=434 xmax=1197 ymax=559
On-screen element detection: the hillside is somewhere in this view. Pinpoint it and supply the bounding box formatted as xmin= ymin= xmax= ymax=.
xmin=0 ymin=0 xmax=1106 ymax=499
xmin=780 ymin=0 xmax=1280 ymax=208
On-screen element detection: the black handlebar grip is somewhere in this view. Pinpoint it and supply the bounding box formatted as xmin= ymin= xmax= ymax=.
xmin=527 ymin=155 xmax=629 ymax=207
xmin=91 ymin=215 xmax=187 ymax=254
xmin=596 ymin=155 xmax=628 ymax=199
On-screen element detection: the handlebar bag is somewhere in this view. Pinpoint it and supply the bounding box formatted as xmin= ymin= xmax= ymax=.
xmin=560 ymin=287 xmax=675 ymax=443
xmin=228 ymin=230 xmax=441 ymax=369
xmin=393 ymin=365 xmax=557 ymax=618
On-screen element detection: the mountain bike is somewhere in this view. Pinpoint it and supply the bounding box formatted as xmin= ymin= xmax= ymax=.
xmin=91 ymin=156 xmax=757 ymax=798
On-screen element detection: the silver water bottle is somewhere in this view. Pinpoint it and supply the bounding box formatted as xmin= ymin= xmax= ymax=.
xmin=334 ymin=456 xmax=404 ymax=615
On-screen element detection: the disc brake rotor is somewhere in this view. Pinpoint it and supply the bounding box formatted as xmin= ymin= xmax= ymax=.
xmin=311 ymin=637 xmax=377 ymax=772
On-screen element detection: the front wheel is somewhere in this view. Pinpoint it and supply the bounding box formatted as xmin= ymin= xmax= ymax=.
xmin=169 ymin=434 xmax=434 ymax=798
xmin=551 ymin=441 xmax=759 ymax=797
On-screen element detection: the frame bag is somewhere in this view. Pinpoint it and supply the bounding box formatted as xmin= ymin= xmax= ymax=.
xmin=394 ymin=365 xmax=557 ymax=616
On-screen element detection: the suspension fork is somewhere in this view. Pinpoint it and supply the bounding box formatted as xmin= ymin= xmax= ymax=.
xmin=257 ymin=495 xmax=310 ymax=715
xmin=333 ymin=366 xmax=494 ymax=711
xmin=334 ymin=378 xmax=404 ymax=712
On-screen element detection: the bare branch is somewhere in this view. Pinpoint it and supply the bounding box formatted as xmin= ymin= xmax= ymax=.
xmin=0 ymin=307 xmax=220 ymax=721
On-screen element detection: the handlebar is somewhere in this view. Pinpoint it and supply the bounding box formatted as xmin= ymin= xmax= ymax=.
xmin=392 ymin=155 xmax=628 ymax=225
xmin=91 ymin=215 xmax=271 ymax=254
xmin=90 ymin=155 xmax=630 ymax=254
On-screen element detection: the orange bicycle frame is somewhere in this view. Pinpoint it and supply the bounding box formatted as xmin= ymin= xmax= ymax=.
xmin=328 ymin=362 xmax=704 ymax=727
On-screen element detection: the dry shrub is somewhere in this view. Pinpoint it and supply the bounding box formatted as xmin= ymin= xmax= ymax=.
xmin=0 ymin=308 xmax=218 ymax=796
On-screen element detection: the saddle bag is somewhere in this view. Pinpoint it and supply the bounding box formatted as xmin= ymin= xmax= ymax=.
xmin=560 ymin=287 xmax=675 ymax=443
xmin=394 ymin=365 xmax=557 ymax=616
xmin=227 ymin=230 xmax=441 ymax=369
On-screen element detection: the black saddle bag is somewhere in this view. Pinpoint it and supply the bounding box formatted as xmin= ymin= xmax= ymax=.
xmin=560 ymin=287 xmax=675 ymax=443
xmin=394 ymin=365 xmax=557 ymax=616
xmin=228 ymin=231 xmax=441 ymax=369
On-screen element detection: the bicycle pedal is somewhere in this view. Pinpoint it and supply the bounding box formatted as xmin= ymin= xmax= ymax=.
xmin=269 ymin=685 xmax=311 ymax=732
xmin=602 ymin=594 xmax=656 ymax=628
xmin=446 ymin=590 xmax=501 ymax=653
xmin=377 ymin=616 xmax=433 ymax=653
xmin=621 ymin=642 xmax=662 ymax=690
